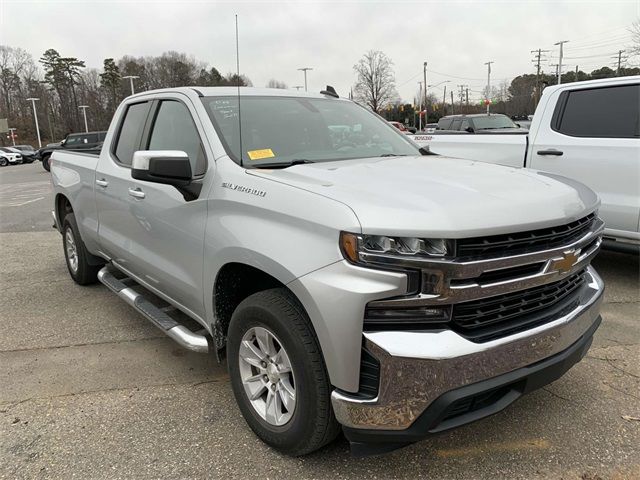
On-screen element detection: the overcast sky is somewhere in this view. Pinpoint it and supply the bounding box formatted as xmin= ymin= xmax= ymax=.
xmin=1 ymin=0 xmax=638 ymax=103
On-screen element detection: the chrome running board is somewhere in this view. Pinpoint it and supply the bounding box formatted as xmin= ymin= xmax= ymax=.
xmin=97 ymin=266 xmax=209 ymax=353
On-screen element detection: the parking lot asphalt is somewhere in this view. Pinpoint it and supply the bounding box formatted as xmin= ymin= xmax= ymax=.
xmin=1 ymin=162 xmax=638 ymax=479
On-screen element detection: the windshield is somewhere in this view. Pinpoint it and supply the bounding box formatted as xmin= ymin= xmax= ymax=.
xmin=201 ymin=96 xmax=420 ymax=166
xmin=472 ymin=115 xmax=518 ymax=130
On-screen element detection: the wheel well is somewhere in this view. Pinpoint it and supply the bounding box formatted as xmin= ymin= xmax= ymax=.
xmin=213 ymin=263 xmax=285 ymax=357
xmin=56 ymin=194 xmax=73 ymax=222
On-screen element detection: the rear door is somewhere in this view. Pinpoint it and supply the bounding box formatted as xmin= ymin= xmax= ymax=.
xmin=529 ymin=82 xmax=640 ymax=235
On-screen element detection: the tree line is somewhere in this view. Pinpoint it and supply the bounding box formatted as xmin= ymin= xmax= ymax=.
xmin=1 ymin=43 xmax=639 ymax=146
xmin=353 ymin=51 xmax=640 ymax=126
xmin=0 ymin=46 xmax=252 ymax=146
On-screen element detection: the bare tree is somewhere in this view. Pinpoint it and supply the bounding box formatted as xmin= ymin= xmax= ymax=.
xmin=266 ymin=79 xmax=287 ymax=89
xmin=353 ymin=50 xmax=398 ymax=113
xmin=629 ymin=20 xmax=640 ymax=59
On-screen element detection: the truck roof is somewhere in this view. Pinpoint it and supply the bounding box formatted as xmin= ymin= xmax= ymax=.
xmin=126 ymin=86 xmax=350 ymax=101
xmin=542 ymin=75 xmax=640 ymax=95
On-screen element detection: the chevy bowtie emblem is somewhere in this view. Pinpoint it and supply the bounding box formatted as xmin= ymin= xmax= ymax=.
xmin=551 ymin=249 xmax=581 ymax=274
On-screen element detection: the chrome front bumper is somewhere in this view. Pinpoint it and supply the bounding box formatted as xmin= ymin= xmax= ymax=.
xmin=332 ymin=265 xmax=604 ymax=431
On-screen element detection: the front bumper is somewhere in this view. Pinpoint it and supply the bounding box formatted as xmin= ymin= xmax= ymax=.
xmin=332 ymin=266 xmax=603 ymax=448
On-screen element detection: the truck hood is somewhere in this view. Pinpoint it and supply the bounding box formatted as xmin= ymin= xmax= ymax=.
xmin=248 ymin=156 xmax=599 ymax=238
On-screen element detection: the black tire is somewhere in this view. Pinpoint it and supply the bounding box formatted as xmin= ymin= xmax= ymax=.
xmin=0 ymin=158 xmax=7 ymax=167
xmin=42 ymin=155 xmax=51 ymax=171
xmin=227 ymin=288 xmax=340 ymax=456
xmin=62 ymin=213 xmax=102 ymax=285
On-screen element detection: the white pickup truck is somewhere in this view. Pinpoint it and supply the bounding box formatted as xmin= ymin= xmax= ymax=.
xmin=411 ymin=76 xmax=640 ymax=253
xmin=50 ymin=87 xmax=604 ymax=456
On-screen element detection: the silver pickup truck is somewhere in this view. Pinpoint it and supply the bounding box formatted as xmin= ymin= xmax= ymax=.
xmin=51 ymin=87 xmax=604 ymax=456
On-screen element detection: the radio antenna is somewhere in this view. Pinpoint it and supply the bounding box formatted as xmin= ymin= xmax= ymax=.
xmin=235 ymin=14 xmax=243 ymax=167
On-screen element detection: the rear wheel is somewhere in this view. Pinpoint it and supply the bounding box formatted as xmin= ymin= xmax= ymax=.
xmin=62 ymin=213 xmax=102 ymax=285
xmin=42 ymin=155 xmax=51 ymax=171
xmin=227 ymin=288 xmax=340 ymax=456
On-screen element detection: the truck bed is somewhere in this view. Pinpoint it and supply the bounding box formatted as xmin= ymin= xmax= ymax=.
xmin=409 ymin=132 xmax=528 ymax=168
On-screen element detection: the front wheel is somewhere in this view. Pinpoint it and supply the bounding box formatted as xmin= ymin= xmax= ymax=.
xmin=42 ymin=155 xmax=51 ymax=171
xmin=0 ymin=158 xmax=7 ymax=167
xmin=227 ymin=288 xmax=340 ymax=456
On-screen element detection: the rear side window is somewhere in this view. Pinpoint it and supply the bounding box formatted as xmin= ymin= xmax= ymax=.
xmin=450 ymin=119 xmax=463 ymax=131
xmin=438 ymin=118 xmax=453 ymax=130
xmin=114 ymin=102 xmax=150 ymax=165
xmin=147 ymin=100 xmax=206 ymax=175
xmin=555 ymin=84 xmax=639 ymax=138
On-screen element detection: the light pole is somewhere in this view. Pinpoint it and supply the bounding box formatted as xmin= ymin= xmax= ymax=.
xmin=428 ymin=80 xmax=450 ymax=89
xmin=297 ymin=67 xmax=313 ymax=92
xmin=123 ymin=75 xmax=140 ymax=95
xmin=26 ymin=97 xmax=42 ymax=148
xmin=78 ymin=105 xmax=89 ymax=133
xmin=423 ymin=61 xmax=427 ymax=125
xmin=484 ymin=61 xmax=494 ymax=114
xmin=554 ymin=41 xmax=569 ymax=84
xmin=417 ymin=81 xmax=423 ymax=131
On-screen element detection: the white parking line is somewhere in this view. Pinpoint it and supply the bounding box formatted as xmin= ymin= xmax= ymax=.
xmin=0 ymin=180 xmax=52 ymax=207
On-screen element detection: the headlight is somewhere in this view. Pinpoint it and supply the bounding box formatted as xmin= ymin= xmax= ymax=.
xmin=340 ymin=232 xmax=451 ymax=266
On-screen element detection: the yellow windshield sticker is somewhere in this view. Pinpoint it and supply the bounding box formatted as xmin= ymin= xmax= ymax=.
xmin=247 ymin=148 xmax=275 ymax=160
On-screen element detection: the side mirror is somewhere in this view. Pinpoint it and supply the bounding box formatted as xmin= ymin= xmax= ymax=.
xmin=465 ymin=127 xmax=474 ymax=133
xmin=131 ymin=150 xmax=192 ymax=187
xmin=515 ymin=123 xmax=521 ymax=128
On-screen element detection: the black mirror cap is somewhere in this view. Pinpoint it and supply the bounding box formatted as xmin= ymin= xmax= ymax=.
xmin=132 ymin=155 xmax=192 ymax=187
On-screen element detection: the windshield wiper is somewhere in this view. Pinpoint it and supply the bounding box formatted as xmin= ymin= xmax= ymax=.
xmin=379 ymin=153 xmax=408 ymax=157
xmin=252 ymin=159 xmax=316 ymax=169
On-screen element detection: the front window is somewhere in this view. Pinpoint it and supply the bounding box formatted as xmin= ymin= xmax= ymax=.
xmin=201 ymin=96 xmax=420 ymax=167
xmin=472 ymin=115 xmax=518 ymax=130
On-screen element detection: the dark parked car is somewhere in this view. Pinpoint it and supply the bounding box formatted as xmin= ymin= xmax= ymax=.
xmin=37 ymin=131 xmax=107 ymax=171
xmin=12 ymin=145 xmax=37 ymax=163
xmin=437 ymin=114 xmax=528 ymax=133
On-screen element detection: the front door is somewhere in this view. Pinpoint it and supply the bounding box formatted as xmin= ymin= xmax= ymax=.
xmin=95 ymin=95 xmax=210 ymax=319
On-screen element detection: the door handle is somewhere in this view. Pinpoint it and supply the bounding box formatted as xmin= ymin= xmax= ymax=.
xmin=537 ymin=149 xmax=563 ymax=156
xmin=96 ymin=178 xmax=109 ymax=187
xmin=128 ymin=187 xmax=146 ymax=199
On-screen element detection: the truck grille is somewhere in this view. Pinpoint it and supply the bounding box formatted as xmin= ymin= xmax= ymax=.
xmin=451 ymin=270 xmax=586 ymax=342
xmin=456 ymin=213 xmax=596 ymax=258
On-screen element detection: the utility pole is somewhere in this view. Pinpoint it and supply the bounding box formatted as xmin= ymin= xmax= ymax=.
xmin=8 ymin=128 xmax=17 ymax=146
xmin=122 ymin=75 xmax=139 ymax=95
xmin=484 ymin=61 xmax=494 ymax=114
xmin=417 ymin=81 xmax=423 ymax=130
xmin=575 ymin=65 xmax=579 ymax=81
xmin=550 ymin=64 xmax=560 ymax=82
xmin=457 ymin=84 xmax=467 ymax=111
xmin=423 ymin=61 xmax=427 ymax=125
xmin=78 ymin=105 xmax=89 ymax=133
xmin=531 ymin=49 xmax=550 ymax=104
xmin=613 ymin=50 xmax=626 ymax=76
xmin=465 ymin=87 xmax=469 ymax=109
xmin=26 ymin=97 xmax=42 ymax=148
xmin=297 ymin=67 xmax=313 ymax=92
xmin=443 ymin=84 xmax=447 ymax=115
xmin=554 ymin=40 xmax=569 ymax=84
xmin=450 ymin=90 xmax=454 ymax=114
